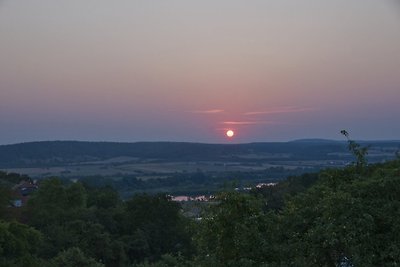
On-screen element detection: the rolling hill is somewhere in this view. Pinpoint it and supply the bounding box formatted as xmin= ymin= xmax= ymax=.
xmin=0 ymin=140 xmax=398 ymax=168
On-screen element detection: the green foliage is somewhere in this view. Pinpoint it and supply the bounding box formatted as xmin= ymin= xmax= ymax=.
xmin=79 ymin=167 xmax=311 ymax=198
xmin=133 ymin=254 xmax=191 ymax=267
xmin=19 ymin=179 xmax=193 ymax=266
xmin=3 ymin=158 xmax=400 ymax=266
xmin=196 ymin=191 xmax=274 ymax=266
xmin=0 ymin=171 xmax=30 ymax=185
xmin=272 ymin=160 xmax=400 ymax=266
xmin=0 ymin=220 xmax=43 ymax=266
xmin=341 ymin=130 xmax=369 ymax=170
xmin=121 ymin=194 xmax=194 ymax=263
xmin=0 ymin=186 xmax=11 ymax=219
xmin=50 ymin=247 xmax=104 ymax=267
xmin=190 ymin=160 xmax=400 ymax=266
xmin=26 ymin=179 xmax=87 ymax=228
xmin=0 ymin=171 xmax=31 ymax=220
xmin=85 ymin=186 xmax=123 ymax=234
xmin=253 ymin=172 xmax=319 ymax=211
xmin=87 ymin=186 xmax=120 ymax=210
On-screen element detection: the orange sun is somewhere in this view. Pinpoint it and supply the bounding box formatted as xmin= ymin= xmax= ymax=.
xmin=226 ymin=130 xmax=234 ymax=138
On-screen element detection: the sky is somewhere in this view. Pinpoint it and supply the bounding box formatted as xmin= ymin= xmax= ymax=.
xmin=1 ymin=0 xmax=399 ymax=144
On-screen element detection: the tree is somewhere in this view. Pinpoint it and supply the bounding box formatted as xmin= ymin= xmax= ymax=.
xmin=0 ymin=220 xmax=43 ymax=266
xmin=276 ymin=160 xmax=400 ymax=266
xmin=121 ymin=194 xmax=193 ymax=263
xmin=26 ymin=178 xmax=87 ymax=227
xmin=50 ymin=247 xmax=104 ymax=267
xmin=0 ymin=186 xmax=11 ymax=219
xmin=340 ymin=130 xmax=368 ymax=170
xmin=25 ymin=179 xmax=90 ymax=258
xmin=196 ymin=191 xmax=275 ymax=266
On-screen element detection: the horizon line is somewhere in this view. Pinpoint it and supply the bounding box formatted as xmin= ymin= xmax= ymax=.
xmin=2 ymin=138 xmax=400 ymax=146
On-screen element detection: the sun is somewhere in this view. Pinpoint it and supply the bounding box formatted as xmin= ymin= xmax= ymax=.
xmin=226 ymin=130 xmax=234 ymax=138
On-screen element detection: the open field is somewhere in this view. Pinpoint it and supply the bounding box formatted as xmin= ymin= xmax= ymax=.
xmin=1 ymin=140 xmax=398 ymax=180
xmin=3 ymin=158 xmax=349 ymax=179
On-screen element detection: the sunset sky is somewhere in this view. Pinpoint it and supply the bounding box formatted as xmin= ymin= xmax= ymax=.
xmin=1 ymin=0 xmax=399 ymax=144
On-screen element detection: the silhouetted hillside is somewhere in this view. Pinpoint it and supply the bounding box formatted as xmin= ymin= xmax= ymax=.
xmin=0 ymin=140 xmax=398 ymax=168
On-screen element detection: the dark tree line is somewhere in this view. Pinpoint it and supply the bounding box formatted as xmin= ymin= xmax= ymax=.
xmin=0 ymin=174 xmax=193 ymax=266
xmin=1 ymin=157 xmax=400 ymax=266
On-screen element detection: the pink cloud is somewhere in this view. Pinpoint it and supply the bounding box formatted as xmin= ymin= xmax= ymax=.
xmin=245 ymin=106 xmax=315 ymax=116
xmin=222 ymin=121 xmax=273 ymax=125
xmin=190 ymin=109 xmax=224 ymax=114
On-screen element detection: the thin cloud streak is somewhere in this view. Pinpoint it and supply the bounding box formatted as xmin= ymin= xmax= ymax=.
xmin=190 ymin=109 xmax=224 ymax=114
xmin=245 ymin=106 xmax=315 ymax=116
xmin=222 ymin=121 xmax=274 ymax=125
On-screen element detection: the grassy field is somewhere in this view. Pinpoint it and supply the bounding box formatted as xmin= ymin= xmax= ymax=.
xmin=1 ymin=140 xmax=398 ymax=183
xmin=2 ymin=158 xmax=341 ymax=179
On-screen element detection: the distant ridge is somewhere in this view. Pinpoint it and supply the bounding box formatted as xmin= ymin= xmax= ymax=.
xmin=289 ymin=138 xmax=340 ymax=143
xmin=0 ymin=140 xmax=399 ymax=168
xmin=291 ymin=138 xmax=400 ymax=143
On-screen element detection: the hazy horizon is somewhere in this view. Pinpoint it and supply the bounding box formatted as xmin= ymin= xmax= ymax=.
xmin=1 ymin=0 xmax=399 ymax=145
xmin=3 ymin=136 xmax=400 ymax=147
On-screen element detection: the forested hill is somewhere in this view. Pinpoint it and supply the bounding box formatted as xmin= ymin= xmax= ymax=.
xmin=0 ymin=140 xmax=399 ymax=168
